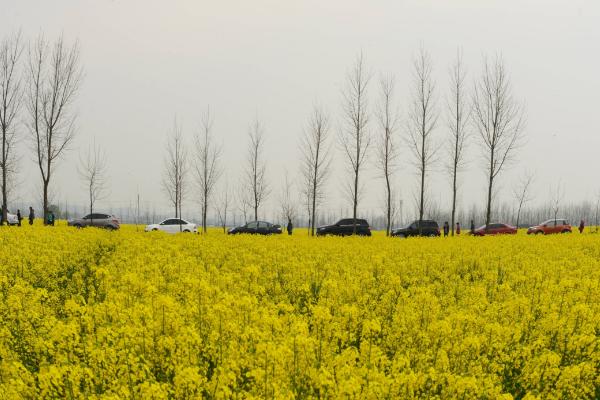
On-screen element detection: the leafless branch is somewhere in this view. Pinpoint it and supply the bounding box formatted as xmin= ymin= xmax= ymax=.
xmin=472 ymin=54 xmax=525 ymax=227
xmin=162 ymin=117 xmax=188 ymax=219
xmin=25 ymin=33 xmax=83 ymax=223
xmin=300 ymin=104 xmax=331 ymax=235
xmin=0 ymin=30 xmax=24 ymax=224
xmin=339 ymin=52 xmax=371 ymax=233
xmin=194 ymin=106 xmax=222 ymax=233
xmin=406 ymin=46 xmax=438 ymax=232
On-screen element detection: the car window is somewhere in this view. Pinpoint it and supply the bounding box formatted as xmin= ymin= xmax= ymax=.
xmin=247 ymin=221 xmax=258 ymax=229
xmin=337 ymin=219 xmax=351 ymax=225
xmin=83 ymin=214 xmax=91 ymax=220
xmin=259 ymin=221 xmax=272 ymax=228
xmin=161 ymin=219 xmax=176 ymax=225
xmin=357 ymin=219 xmax=368 ymax=226
xmin=490 ymin=223 xmax=502 ymax=229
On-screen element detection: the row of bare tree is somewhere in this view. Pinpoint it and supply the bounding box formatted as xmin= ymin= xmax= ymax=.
xmin=1 ymin=28 xmax=527 ymax=232
xmin=307 ymin=49 xmax=524 ymax=236
xmin=0 ymin=31 xmax=85 ymax=225
xmin=161 ymin=48 xmax=526 ymax=236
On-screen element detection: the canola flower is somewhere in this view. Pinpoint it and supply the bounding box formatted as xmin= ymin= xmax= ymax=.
xmin=0 ymin=223 xmax=599 ymax=399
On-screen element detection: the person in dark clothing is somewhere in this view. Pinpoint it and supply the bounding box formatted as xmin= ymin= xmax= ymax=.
xmin=579 ymin=220 xmax=585 ymax=234
xmin=287 ymin=218 xmax=293 ymax=235
xmin=16 ymin=209 xmax=22 ymax=227
xmin=470 ymin=219 xmax=475 ymax=235
xmin=28 ymin=207 xmax=34 ymax=225
xmin=443 ymin=221 xmax=449 ymax=237
xmin=47 ymin=211 xmax=55 ymax=226
xmin=456 ymin=222 xmax=461 ymax=235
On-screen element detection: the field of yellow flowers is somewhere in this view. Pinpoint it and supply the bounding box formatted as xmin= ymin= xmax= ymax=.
xmin=1 ymin=224 xmax=599 ymax=399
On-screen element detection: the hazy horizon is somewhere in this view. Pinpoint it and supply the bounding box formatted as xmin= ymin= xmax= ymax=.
xmin=2 ymin=0 xmax=599 ymax=223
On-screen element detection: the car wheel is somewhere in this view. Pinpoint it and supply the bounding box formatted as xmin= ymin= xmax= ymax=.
xmin=536 ymin=231 xmax=544 ymax=235
xmin=74 ymin=224 xmax=82 ymax=229
xmin=561 ymin=229 xmax=570 ymax=234
xmin=152 ymin=228 xmax=158 ymax=232
xmin=428 ymin=233 xmax=437 ymax=237
xmin=183 ymin=229 xmax=190 ymax=233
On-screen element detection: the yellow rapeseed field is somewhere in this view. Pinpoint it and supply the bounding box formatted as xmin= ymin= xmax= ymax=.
xmin=1 ymin=224 xmax=599 ymax=399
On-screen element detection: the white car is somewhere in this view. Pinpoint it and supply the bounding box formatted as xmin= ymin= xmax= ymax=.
xmin=145 ymin=218 xmax=198 ymax=234
xmin=6 ymin=212 xmax=19 ymax=225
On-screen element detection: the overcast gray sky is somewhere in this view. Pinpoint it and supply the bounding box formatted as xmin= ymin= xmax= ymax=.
xmin=2 ymin=0 xmax=599 ymax=221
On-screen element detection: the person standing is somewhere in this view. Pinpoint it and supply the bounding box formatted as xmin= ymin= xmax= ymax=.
xmin=287 ymin=218 xmax=293 ymax=235
xmin=443 ymin=221 xmax=449 ymax=237
xmin=28 ymin=207 xmax=34 ymax=225
xmin=16 ymin=209 xmax=22 ymax=227
xmin=47 ymin=211 xmax=55 ymax=226
xmin=456 ymin=222 xmax=461 ymax=235
xmin=470 ymin=219 xmax=475 ymax=235
xmin=579 ymin=219 xmax=585 ymax=234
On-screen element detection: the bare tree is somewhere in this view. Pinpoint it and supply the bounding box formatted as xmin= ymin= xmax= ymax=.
xmin=375 ymin=74 xmax=400 ymax=236
xmin=244 ymin=119 xmax=268 ymax=221
xmin=472 ymin=55 xmax=525 ymax=228
xmin=162 ymin=118 xmax=188 ymax=222
xmin=549 ymin=181 xmax=564 ymax=223
xmin=78 ymin=141 xmax=108 ymax=225
xmin=407 ymin=46 xmax=437 ymax=234
xmin=446 ymin=50 xmax=469 ymax=236
xmin=300 ymin=105 xmax=331 ymax=236
xmin=216 ymin=182 xmax=231 ymax=233
xmin=26 ymin=34 xmax=83 ymax=224
xmin=0 ymin=31 xmax=23 ymax=225
xmin=512 ymin=171 xmax=534 ymax=228
xmin=340 ymin=53 xmax=371 ymax=234
xmin=194 ymin=107 xmax=222 ymax=233
xmin=279 ymin=170 xmax=296 ymax=224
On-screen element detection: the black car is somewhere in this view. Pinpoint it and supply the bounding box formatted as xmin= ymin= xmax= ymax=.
xmin=391 ymin=220 xmax=440 ymax=237
xmin=228 ymin=221 xmax=282 ymax=235
xmin=316 ymin=218 xmax=372 ymax=236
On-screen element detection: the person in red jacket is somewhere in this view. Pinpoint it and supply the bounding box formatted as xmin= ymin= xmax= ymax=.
xmin=579 ymin=220 xmax=585 ymax=233
xmin=456 ymin=222 xmax=461 ymax=235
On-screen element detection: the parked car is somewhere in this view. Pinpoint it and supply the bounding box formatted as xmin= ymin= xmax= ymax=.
xmin=228 ymin=221 xmax=282 ymax=235
xmin=473 ymin=223 xmax=517 ymax=236
xmin=6 ymin=212 xmax=19 ymax=226
xmin=145 ymin=218 xmax=198 ymax=233
xmin=68 ymin=213 xmax=120 ymax=230
xmin=316 ymin=218 xmax=372 ymax=236
xmin=527 ymin=219 xmax=571 ymax=235
xmin=391 ymin=220 xmax=440 ymax=237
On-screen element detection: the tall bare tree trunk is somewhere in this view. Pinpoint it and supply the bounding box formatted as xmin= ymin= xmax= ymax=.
xmin=447 ymin=50 xmax=469 ymax=236
xmin=340 ymin=53 xmax=371 ymax=235
xmin=407 ymin=47 xmax=437 ymax=235
xmin=375 ymin=75 xmax=399 ymax=236
xmin=0 ymin=31 xmax=23 ymax=225
xmin=26 ymin=34 xmax=82 ymax=225
xmin=472 ymin=55 xmax=524 ymax=229
xmin=244 ymin=119 xmax=268 ymax=222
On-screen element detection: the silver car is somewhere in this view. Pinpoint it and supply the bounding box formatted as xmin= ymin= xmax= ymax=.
xmin=68 ymin=213 xmax=120 ymax=230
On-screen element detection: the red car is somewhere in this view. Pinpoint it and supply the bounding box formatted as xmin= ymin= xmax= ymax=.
xmin=527 ymin=219 xmax=571 ymax=235
xmin=473 ymin=223 xmax=517 ymax=236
